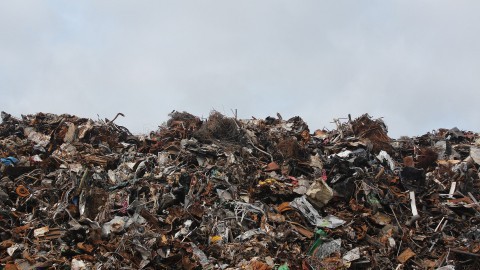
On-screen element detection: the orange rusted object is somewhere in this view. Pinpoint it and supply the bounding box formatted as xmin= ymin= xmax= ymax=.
xmin=16 ymin=185 xmax=30 ymax=197
xmin=265 ymin=162 xmax=280 ymax=172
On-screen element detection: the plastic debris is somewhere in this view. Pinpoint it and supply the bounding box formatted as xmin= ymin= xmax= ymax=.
xmin=290 ymin=196 xmax=345 ymax=228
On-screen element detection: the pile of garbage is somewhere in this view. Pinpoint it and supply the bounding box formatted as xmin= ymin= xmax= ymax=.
xmin=1 ymin=110 xmax=480 ymax=269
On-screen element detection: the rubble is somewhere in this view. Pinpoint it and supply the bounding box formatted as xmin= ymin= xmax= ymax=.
xmin=1 ymin=111 xmax=480 ymax=269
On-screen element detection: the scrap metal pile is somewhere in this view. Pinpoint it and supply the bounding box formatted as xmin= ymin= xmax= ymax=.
xmin=1 ymin=111 xmax=480 ymax=269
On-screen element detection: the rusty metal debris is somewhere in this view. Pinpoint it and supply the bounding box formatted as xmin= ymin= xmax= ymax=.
xmin=14 ymin=185 xmax=29 ymax=197
xmin=1 ymin=111 xmax=480 ymax=269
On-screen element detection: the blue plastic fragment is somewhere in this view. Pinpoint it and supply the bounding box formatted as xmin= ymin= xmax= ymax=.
xmin=0 ymin=156 xmax=19 ymax=166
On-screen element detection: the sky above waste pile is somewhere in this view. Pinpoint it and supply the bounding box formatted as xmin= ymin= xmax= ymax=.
xmin=1 ymin=1 xmax=479 ymax=138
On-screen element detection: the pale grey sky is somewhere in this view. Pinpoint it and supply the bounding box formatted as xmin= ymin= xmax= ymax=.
xmin=1 ymin=1 xmax=479 ymax=137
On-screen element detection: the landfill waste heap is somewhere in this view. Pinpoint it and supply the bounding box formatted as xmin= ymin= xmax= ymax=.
xmin=1 ymin=111 xmax=480 ymax=270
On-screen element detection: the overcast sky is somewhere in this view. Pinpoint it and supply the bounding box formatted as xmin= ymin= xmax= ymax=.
xmin=1 ymin=1 xmax=479 ymax=138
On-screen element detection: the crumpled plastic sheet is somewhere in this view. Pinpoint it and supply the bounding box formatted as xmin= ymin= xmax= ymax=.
xmin=290 ymin=196 xmax=345 ymax=228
